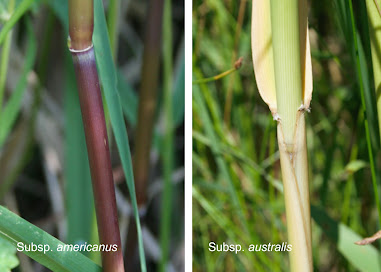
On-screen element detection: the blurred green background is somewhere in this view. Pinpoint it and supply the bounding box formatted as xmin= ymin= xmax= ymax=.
xmin=0 ymin=0 xmax=184 ymax=271
xmin=193 ymin=0 xmax=381 ymax=271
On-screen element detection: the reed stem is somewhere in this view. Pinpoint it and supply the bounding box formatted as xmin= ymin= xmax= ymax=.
xmin=363 ymin=0 xmax=381 ymax=227
xmin=160 ymin=0 xmax=174 ymax=270
xmin=68 ymin=1 xmax=124 ymax=271
xmin=0 ymin=0 xmax=15 ymax=111
xmin=270 ymin=0 xmax=312 ymax=270
xmin=124 ymin=0 xmax=164 ymax=268
xmin=134 ymin=0 xmax=165 ymax=208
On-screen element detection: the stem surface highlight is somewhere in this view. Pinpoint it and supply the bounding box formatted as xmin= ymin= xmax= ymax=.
xmin=71 ymin=46 xmax=124 ymax=272
xmin=270 ymin=0 xmax=312 ymax=270
xmin=69 ymin=1 xmax=124 ymax=270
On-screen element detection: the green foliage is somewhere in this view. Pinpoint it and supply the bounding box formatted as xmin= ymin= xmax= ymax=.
xmin=0 ymin=19 xmax=36 ymax=148
xmin=0 ymin=0 xmax=37 ymax=45
xmin=312 ymin=205 xmax=381 ymax=272
xmin=193 ymin=0 xmax=381 ymax=270
xmin=0 ymin=237 xmax=19 ymax=272
xmin=92 ymin=0 xmax=146 ymax=270
xmin=0 ymin=0 xmax=183 ymax=270
xmin=0 ymin=206 xmax=101 ymax=272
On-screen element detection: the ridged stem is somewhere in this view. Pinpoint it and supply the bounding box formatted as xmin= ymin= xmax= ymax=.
xmin=270 ymin=0 xmax=312 ymax=271
xmin=271 ymin=0 xmax=303 ymax=148
xmin=363 ymin=0 xmax=381 ymax=227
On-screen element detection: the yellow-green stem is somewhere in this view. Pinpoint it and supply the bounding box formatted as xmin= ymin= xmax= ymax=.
xmin=365 ymin=0 xmax=381 ymax=228
xmin=270 ymin=0 xmax=312 ymax=271
xmin=68 ymin=0 xmax=94 ymax=50
xmin=366 ymin=0 xmax=381 ymax=145
xmin=271 ymin=0 xmax=302 ymax=148
xmin=0 ymin=0 xmax=15 ymax=110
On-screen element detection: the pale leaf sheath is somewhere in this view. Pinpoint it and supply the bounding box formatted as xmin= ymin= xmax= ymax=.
xmin=251 ymin=0 xmax=313 ymax=113
xmin=278 ymin=112 xmax=312 ymax=271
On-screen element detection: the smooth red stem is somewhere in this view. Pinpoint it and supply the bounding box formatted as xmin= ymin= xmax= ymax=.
xmin=71 ymin=47 xmax=124 ymax=272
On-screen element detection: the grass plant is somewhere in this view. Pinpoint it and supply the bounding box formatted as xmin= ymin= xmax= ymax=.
xmin=68 ymin=0 xmax=124 ymax=270
xmin=0 ymin=0 xmax=183 ymax=270
xmin=193 ymin=0 xmax=381 ymax=270
xmin=251 ymin=0 xmax=313 ymax=270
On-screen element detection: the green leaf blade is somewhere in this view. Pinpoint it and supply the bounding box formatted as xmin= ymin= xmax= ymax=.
xmin=93 ymin=0 xmax=147 ymax=271
xmin=0 ymin=206 xmax=101 ymax=272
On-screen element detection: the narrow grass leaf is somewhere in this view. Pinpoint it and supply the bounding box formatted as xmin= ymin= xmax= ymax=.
xmin=172 ymin=46 xmax=185 ymax=126
xmin=0 ymin=0 xmax=37 ymax=45
xmin=193 ymin=84 xmax=248 ymax=232
xmin=345 ymin=0 xmax=381 ymax=225
xmin=193 ymin=187 xmax=264 ymax=271
xmin=0 ymin=0 xmax=14 ymax=110
xmin=117 ymin=71 xmax=138 ymax=126
xmin=366 ymin=0 xmax=381 ymax=140
xmin=92 ymin=0 xmax=146 ymax=270
xmin=193 ymin=82 xmax=272 ymax=269
xmin=0 ymin=205 xmax=101 ymax=272
xmin=0 ymin=21 xmax=36 ymax=148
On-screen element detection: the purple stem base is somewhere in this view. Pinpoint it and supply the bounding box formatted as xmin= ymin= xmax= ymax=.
xmin=71 ymin=46 xmax=124 ymax=272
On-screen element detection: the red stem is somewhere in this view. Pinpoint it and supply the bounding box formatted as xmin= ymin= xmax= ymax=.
xmin=71 ymin=47 xmax=124 ymax=272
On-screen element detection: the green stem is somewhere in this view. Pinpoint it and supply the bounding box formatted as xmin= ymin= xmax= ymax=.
xmin=0 ymin=0 xmax=34 ymax=46
xmin=160 ymin=0 xmax=174 ymax=270
xmin=271 ymin=0 xmax=302 ymax=147
xmin=270 ymin=1 xmax=312 ymax=270
xmin=0 ymin=0 xmax=15 ymax=110
xmin=134 ymin=0 xmax=165 ymax=207
xmin=125 ymin=0 xmax=164 ymax=268
xmin=192 ymin=58 xmax=243 ymax=85
xmin=353 ymin=0 xmax=381 ymax=227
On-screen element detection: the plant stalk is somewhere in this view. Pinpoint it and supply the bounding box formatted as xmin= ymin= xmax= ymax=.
xmin=0 ymin=0 xmax=15 ymax=111
xmin=270 ymin=0 xmax=312 ymax=270
xmin=69 ymin=1 xmax=124 ymax=271
xmin=134 ymin=0 xmax=165 ymax=208
xmin=364 ymin=0 xmax=381 ymax=227
xmin=160 ymin=0 xmax=174 ymax=270
xmin=367 ymin=0 xmax=381 ymax=153
xmin=124 ymin=0 xmax=164 ymax=268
